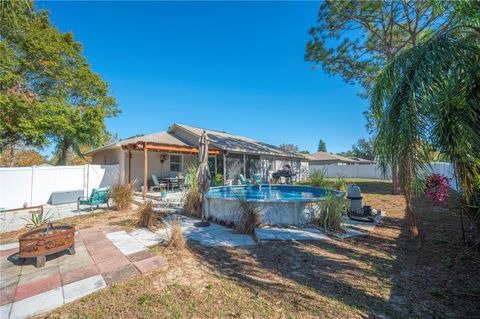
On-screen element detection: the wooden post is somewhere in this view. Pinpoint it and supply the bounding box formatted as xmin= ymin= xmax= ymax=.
xmin=223 ymin=154 xmax=227 ymax=183
xmin=243 ymin=154 xmax=247 ymax=177
xmin=143 ymin=143 xmax=148 ymax=200
xmin=128 ymin=146 xmax=132 ymax=188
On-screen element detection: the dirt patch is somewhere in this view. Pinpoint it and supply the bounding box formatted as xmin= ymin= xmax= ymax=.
xmin=0 ymin=208 xmax=139 ymax=245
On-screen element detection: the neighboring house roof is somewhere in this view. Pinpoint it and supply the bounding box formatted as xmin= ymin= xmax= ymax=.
xmin=348 ymin=157 xmax=375 ymax=164
xmin=86 ymin=123 xmax=305 ymax=159
xmin=307 ymin=151 xmax=356 ymax=164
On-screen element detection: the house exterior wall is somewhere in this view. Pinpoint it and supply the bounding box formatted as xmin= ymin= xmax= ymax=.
xmin=92 ymin=148 xmax=199 ymax=189
xmin=90 ymin=148 xmax=124 ymax=183
xmin=126 ymin=151 xmax=197 ymax=189
xmin=89 ymin=145 xmax=309 ymax=188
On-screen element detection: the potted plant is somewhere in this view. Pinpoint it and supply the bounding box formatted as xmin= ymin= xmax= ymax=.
xmin=214 ymin=173 xmax=223 ymax=186
xmin=160 ymin=186 xmax=168 ymax=198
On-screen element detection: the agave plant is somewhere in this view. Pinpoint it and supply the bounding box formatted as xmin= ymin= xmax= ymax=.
xmin=22 ymin=210 xmax=53 ymax=228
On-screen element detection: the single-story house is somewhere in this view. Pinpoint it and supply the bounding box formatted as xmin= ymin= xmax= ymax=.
xmin=306 ymin=152 xmax=357 ymax=165
xmin=86 ymin=123 xmax=309 ymax=192
xmin=347 ymin=156 xmax=375 ymax=164
xmin=307 ymin=152 xmax=375 ymax=165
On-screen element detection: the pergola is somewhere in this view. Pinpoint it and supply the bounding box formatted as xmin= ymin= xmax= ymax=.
xmin=121 ymin=142 xmax=224 ymax=199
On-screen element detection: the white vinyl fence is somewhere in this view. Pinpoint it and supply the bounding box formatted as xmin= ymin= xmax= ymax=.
xmin=310 ymin=162 xmax=458 ymax=190
xmin=0 ymin=164 xmax=119 ymax=210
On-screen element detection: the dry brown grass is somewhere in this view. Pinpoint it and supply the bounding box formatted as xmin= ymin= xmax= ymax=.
xmin=13 ymin=179 xmax=480 ymax=318
xmin=0 ymin=208 xmax=139 ymax=245
xmin=137 ymin=201 xmax=156 ymax=228
xmin=167 ymin=219 xmax=185 ymax=250
xmin=111 ymin=183 xmax=133 ymax=211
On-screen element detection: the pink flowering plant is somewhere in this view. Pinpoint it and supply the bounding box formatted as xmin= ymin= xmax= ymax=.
xmin=424 ymin=174 xmax=450 ymax=203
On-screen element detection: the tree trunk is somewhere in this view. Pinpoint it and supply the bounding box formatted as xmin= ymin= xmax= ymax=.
xmin=58 ymin=142 xmax=69 ymax=165
xmin=405 ymin=192 xmax=419 ymax=237
xmin=8 ymin=144 xmax=15 ymax=167
xmin=391 ymin=164 xmax=402 ymax=195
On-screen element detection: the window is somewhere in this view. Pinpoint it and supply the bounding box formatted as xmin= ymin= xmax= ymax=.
xmin=170 ymin=155 xmax=182 ymax=172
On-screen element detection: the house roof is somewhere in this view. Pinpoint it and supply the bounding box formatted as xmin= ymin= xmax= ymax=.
xmin=169 ymin=123 xmax=304 ymax=158
xmin=86 ymin=123 xmax=305 ymax=159
xmin=83 ymin=131 xmax=190 ymax=156
xmin=119 ymin=131 xmax=189 ymax=147
xmin=307 ymin=151 xmax=356 ymax=163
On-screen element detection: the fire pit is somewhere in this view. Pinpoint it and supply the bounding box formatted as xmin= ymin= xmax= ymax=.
xmin=19 ymin=223 xmax=75 ymax=267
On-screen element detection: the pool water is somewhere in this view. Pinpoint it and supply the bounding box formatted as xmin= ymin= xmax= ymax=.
xmin=206 ymin=185 xmax=341 ymax=202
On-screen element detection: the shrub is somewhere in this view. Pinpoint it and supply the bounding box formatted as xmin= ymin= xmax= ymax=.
xmin=182 ymin=164 xmax=202 ymax=217
xmin=309 ymin=169 xmax=328 ymax=187
xmin=111 ymin=183 xmax=133 ymax=211
xmin=332 ymin=174 xmax=347 ymax=191
xmin=313 ymin=193 xmax=345 ymax=233
xmin=167 ymin=219 xmax=186 ymax=250
xmin=236 ymin=196 xmax=260 ymax=235
xmin=137 ymin=201 xmax=157 ymax=228
xmin=424 ymin=174 xmax=450 ymax=203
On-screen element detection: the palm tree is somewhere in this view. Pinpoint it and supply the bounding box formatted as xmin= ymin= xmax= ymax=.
xmin=371 ymin=23 xmax=480 ymax=237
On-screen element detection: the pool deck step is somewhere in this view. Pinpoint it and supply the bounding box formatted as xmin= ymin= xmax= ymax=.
xmin=133 ymin=197 xmax=183 ymax=211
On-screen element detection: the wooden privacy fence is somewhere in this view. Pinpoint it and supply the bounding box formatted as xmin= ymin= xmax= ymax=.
xmin=0 ymin=164 xmax=119 ymax=210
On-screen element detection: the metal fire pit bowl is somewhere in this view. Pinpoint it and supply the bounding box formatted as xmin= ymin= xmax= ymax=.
xmin=18 ymin=223 xmax=75 ymax=267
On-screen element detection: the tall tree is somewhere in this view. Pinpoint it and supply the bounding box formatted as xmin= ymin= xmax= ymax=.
xmin=0 ymin=143 xmax=47 ymax=167
xmin=371 ymin=3 xmax=480 ymax=238
xmin=279 ymin=143 xmax=300 ymax=153
xmin=351 ymin=138 xmax=375 ymax=160
xmin=305 ymin=0 xmax=452 ymax=193
xmin=317 ymin=139 xmax=327 ymax=152
xmin=0 ymin=1 xmax=119 ymax=164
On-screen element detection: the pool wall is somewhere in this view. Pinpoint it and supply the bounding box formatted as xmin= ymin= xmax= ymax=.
xmin=204 ymin=185 xmax=344 ymax=226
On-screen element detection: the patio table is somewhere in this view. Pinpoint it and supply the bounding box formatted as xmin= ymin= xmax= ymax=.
xmin=160 ymin=177 xmax=185 ymax=190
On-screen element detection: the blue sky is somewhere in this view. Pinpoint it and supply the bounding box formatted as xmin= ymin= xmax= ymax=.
xmin=37 ymin=1 xmax=368 ymax=154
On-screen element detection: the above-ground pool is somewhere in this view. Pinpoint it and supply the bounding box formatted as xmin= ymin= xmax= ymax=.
xmin=205 ymin=185 xmax=344 ymax=226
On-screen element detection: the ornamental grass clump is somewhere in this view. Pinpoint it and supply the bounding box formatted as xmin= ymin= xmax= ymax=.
xmin=236 ymin=196 xmax=260 ymax=235
xmin=111 ymin=183 xmax=133 ymax=211
xmin=137 ymin=201 xmax=158 ymax=228
xmin=314 ymin=193 xmax=345 ymax=233
xmin=424 ymin=174 xmax=451 ymax=203
xmin=182 ymin=164 xmax=202 ymax=217
xmin=309 ymin=169 xmax=327 ymax=187
xmin=167 ymin=219 xmax=186 ymax=250
xmin=333 ymin=174 xmax=347 ymax=191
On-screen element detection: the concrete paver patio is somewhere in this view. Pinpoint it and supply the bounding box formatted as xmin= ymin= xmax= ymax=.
xmin=0 ymin=227 xmax=167 ymax=319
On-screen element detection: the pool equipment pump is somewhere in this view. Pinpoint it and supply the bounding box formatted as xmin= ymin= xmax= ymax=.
xmin=347 ymin=184 xmax=363 ymax=213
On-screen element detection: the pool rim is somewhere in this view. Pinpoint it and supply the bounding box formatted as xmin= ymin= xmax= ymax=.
xmin=205 ymin=184 xmax=345 ymax=203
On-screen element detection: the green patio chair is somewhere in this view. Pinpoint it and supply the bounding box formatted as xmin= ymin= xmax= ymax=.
xmin=239 ymin=174 xmax=251 ymax=185
xmin=77 ymin=187 xmax=110 ymax=212
xmin=151 ymin=175 xmax=167 ymax=191
xmin=252 ymin=173 xmax=262 ymax=184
